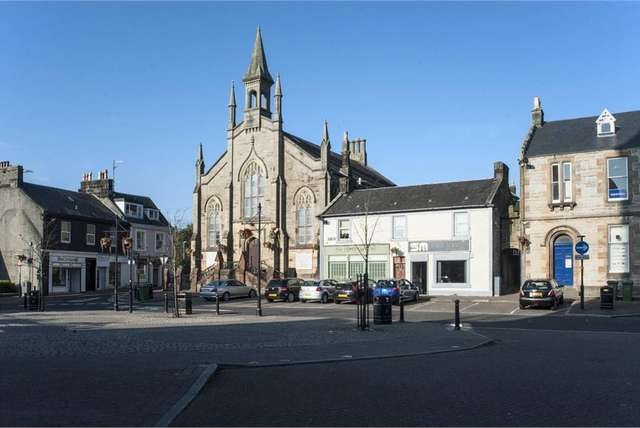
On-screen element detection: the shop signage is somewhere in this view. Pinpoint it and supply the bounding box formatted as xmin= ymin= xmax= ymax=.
xmin=51 ymin=255 xmax=82 ymax=264
xmin=428 ymin=240 xmax=470 ymax=252
xmin=97 ymin=255 xmax=110 ymax=267
xmin=409 ymin=241 xmax=428 ymax=252
xmin=324 ymin=244 xmax=389 ymax=256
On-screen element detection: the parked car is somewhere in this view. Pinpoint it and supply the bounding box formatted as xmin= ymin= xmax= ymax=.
xmin=300 ymin=280 xmax=338 ymax=303
xmin=374 ymin=279 xmax=420 ymax=304
xmin=265 ymin=278 xmax=304 ymax=302
xmin=519 ymin=279 xmax=564 ymax=309
xmin=199 ymin=280 xmax=256 ymax=301
xmin=334 ymin=279 xmax=376 ymax=304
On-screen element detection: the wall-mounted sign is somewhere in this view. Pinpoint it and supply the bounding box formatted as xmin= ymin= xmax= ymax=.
xmin=295 ymin=252 xmax=313 ymax=270
xmin=409 ymin=241 xmax=428 ymax=252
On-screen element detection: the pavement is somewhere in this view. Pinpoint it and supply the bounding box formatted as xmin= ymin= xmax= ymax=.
xmin=2 ymin=291 xmax=640 ymax=426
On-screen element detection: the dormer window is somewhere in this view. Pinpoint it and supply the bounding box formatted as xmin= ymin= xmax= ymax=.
xmin=596 ymin=108 xmax=616 ymax=137
xmin=145 ymin=208 xmax=159 ymax=221
xmin=125 ymin=202 xmax=143 ymax=219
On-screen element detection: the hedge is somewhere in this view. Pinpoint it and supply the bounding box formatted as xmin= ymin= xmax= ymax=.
xmin=0 ymin=280 xmax=18 ymax=293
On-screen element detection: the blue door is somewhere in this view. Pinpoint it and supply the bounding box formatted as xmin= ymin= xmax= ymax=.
xmin=553 ymin=235 xmax=574 ymax=286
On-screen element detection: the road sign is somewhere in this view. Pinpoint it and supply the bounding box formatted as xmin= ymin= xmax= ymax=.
xmin=575 ymin=241 xmax=589 ymax=255
xmin=576 ymin=254 xmax=590 ymax=260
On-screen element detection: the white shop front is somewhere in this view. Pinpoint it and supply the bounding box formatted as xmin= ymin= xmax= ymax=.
xmin=48 ymin=252 xmax=86 ymax=294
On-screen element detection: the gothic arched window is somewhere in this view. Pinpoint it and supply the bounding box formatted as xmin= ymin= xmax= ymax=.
xmin=207 ymin=202 xmax=222 ymax=248
xmin=249 ymin=91 xmax=257 ymax=109
xmin=296 ymin=190 xmax=314 ymax=245
xmin=243 ymin=162 xmax=265 ymax=218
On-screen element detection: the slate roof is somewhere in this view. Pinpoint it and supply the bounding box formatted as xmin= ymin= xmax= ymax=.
xmin=112 ymin=192 xmax=169 ymax=226
xmin=321 ymin=178 xmax=500 ymax=217
xmin=524 ymin=110 xmax=640 ymax=158
xmin=22 ymin=183 xmax=116 ymax=222
xmin=284 ymin=132 xmax=395 ymax=187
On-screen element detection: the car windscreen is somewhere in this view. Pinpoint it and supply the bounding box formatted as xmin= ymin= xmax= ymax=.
xmin=267 ymin=280 xmax=287 ymax=288
xmin=376 ymin=281 xmax=396 ymax=288
xmin=303 ymin=281 xmax=318 ymax=287
xmin=206 ymin=281 xmax=225 ymax=287
xmin=522 ymin=281 xmax=552 ymax=291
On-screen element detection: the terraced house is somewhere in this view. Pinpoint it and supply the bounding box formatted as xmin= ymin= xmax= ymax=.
xmin=519 ymin=98 xmax=640 ymax=297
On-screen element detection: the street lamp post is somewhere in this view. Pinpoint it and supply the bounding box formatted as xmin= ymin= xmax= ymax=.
xmin=112 ymin=160 xmax=123 ymax=312
xmin=128 ymin=254 xmax=135 ymax=313
xmin=160 ymin=256 xmax=168 ymax=313
xmin=257 ymin=203 xmax=263 ymax=317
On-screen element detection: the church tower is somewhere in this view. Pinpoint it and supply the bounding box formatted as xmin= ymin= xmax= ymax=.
xmin=243 ymin=27 xmax=274 ymax=129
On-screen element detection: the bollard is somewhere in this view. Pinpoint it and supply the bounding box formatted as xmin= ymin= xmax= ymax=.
xmin=23 ymin=294 xmax=27 ymax=310
xmin=216 ymin=291 xmax=221 ymax=315
xmin=185 ymin=293 xmax=193 ymax=315
xmin=454 ymin=299 xmax=461 ymax=330
xmin=164 ymin=292 xmax=169 ymax=313
xmin=399 ymin=295 xmax=405 ymax=322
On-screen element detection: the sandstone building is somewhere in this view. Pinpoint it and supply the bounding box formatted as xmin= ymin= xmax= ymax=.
xmin=191 ymin=29 xmax=393 ymax=285
xmin=519 ymin=98 xmax=639 ymax=297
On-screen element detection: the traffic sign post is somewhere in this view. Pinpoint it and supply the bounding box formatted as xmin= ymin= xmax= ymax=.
xmin=576 ymin=236 xmax=588 ymax=310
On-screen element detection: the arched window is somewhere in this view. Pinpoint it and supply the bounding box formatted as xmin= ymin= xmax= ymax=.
xmin=249 ymin=91 xmax=257 ymax=108
xmin=296 ymin=190 xmax=314 ymax=245
xmin=207 ymin=202 xmax=222 ymax=248
xmin=243 ymin=162 xmax=265 ymax=218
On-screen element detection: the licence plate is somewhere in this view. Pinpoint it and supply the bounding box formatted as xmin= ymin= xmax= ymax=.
xmin=531 ymin=292 xmax=542 ymax=297
xmin=268 ymin=293 xmax=277 ymax=297
xmin=338 ymin=294 xmax=348 ymax=298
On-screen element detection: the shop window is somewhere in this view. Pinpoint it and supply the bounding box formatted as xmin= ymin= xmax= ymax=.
xmin=436 ymin=260 xmax=467 ymax=284
xmin=609 ymin=225 xmax=629 ymax=273
xmin=349 ymin=261 xmax=365 ymax=279
xmin=607 ymin=157 xmax=628 ymax=201
xmin=367 ymin=262 xmax=387 ymax=282
xmin=328 ymin=261 xmax=347 ymax=280
xmin=61 ymin=221 xmax=71 ymax=243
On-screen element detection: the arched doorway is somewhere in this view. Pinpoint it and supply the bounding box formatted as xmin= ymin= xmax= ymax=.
xmin=247 ymin=238 xmax=259 ymax=274
xmin=553 ymin=235 xmax=574 ymax=286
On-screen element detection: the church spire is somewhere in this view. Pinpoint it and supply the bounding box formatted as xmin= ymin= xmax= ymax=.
xmin=195 ymin=143 xmax=205 ymax=176
xmin=228 ymin=81 xmax=236 ymax=129
xmin=243 ymin=26 xmax=274 ymax=84
xmin=322 ymin=120 xmax=330 ymax=144
xmin=320 ymin=120 xmax=330 ymax=170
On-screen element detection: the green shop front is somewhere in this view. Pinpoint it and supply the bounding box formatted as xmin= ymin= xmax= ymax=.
xmin=323 ymin=244 xmax=390 ymax=282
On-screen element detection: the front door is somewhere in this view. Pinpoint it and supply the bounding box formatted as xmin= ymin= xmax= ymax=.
xmin=553 ymin=235 xmax=574 ymax=286
xmin=411 ymin=262 xmax=428 ymax=294
xmin=86 ymin=259 xmax=96 ymax=291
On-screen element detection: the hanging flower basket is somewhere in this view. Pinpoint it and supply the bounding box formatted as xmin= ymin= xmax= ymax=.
xmin=239 ymin=228 xmax=253 ymax=239
xmin=100 ymin=236 xmax=111 ymax=250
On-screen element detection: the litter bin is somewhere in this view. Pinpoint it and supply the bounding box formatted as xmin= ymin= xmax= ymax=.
xmin=600 ymin=285 xmax=614 ymax=309
xmin=373 ymin=295 xmax=392 ymax=325
xmin=622 ymin=281 xmax=634 ymax=302
xmin=184 ymin=293 xmax=193 ymax=315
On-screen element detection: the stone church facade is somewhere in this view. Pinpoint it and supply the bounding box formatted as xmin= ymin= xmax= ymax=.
xmin=191 ymin=29 xmax=393 ymax=286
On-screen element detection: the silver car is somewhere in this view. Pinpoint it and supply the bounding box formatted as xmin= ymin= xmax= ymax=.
xmin=300 ymin=279 xmax=338 ymax=303
xmin=199 ymin=280 xmax=256 ymax=301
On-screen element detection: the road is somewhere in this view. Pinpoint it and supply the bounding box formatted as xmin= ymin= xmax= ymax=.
xmin=1 ymin=291 xmax=639 ymax=426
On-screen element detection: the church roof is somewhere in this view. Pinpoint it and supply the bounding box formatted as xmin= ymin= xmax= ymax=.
xmin=243 ymin=27 xmax=274 ymax=84
xmin=320 ymin=178 xmax=499 ymax=217
xmin=524 ymin=110 xmax=640 ymax=158
xmin=284 ymin=132 xmax=395 ymax=188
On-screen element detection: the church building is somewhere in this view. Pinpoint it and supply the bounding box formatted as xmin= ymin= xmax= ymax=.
xmin=191 ymin=28 xmax=394 ymax=286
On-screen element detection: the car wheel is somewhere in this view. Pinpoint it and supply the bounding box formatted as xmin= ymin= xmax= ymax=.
xmin=248 ymin=289 xmax=257 ymax=298
xmin=287 ymin=293 xmax=295 ymax=303
xmin=222 ymin=292 xmax=230 ymax=302
xmin=321 ymin=293 xmax=329 ymax=304
xmin=414 ymin=292 xmax=419 ymax=302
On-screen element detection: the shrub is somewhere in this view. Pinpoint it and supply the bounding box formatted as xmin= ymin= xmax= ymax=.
xmin=0 ymin=280 xmax=18 ymax=293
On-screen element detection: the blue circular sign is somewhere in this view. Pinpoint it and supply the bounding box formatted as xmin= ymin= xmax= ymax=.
xmin=575 ymin=241 xmax=589 ymax=255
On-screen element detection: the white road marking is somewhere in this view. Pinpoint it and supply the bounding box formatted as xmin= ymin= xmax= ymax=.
xmin=509 ymin=307 xmax=520 ymax=315
xmin=461 ymin=302 xmax=480 ymax=312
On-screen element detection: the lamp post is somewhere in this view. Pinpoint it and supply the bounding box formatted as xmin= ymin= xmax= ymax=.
xmin=128 ymin=255 xmax=135 ymax=313
xmin=160 ymin=256 xmax=168 ymax=313
xmin=112 ymin=159 xmax=123 ymax=312
xmin=256 ymin=203 xmax=263 ymax=317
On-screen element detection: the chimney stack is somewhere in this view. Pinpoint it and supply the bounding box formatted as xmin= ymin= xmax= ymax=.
xmin=494 ymin=161 xmax=509 ymax=184
xmin=531 ymin=96 xmax=544 ymax=128
xmin=0 ymin=161 xmax=24 ymax=188
xmin=79 ymin=168 xmax=114 ymax=197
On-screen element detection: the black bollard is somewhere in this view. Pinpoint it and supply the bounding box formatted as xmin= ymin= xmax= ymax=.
xmin=216 ymin=292 xmax=220 ymax=315
xmin=164 ymin=292 xmax=169 ymax=313
xmin=399 ymin=295 xmax=405 ymax=322
xmin=23 ymin=294 xmax=27 ymax=310
xmin=454 ymin=299 xmax=461 ymax=330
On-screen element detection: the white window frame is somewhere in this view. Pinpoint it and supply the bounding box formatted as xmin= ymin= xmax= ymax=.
xmin=338 ymin=219 xmax=351 ymax=241
xmin=607 ymin=157 xmax=629 ymax=202
xmin=61 ymin=221 xmax=71 ymax=244
xmin=551 ymin=163 xmax=561 ymax=203
xmin=155 ymin=232 xmax=164 ymax=251
xmin=145 ymin=209 xmax=159 ymax=221
xmin=608 ymin=224 xmax=630 ymax=273
xmin=135 ymin=230 xmax=146 ymax=251
xmin=392 ymin=215 xmax=407 ymax=240
xmin=453 ymin=212 xmax=469 ymax=238
xmin=562 ymin=162 xmax=572 ymax=202
xmin=86 ymin=224 xmax=96 ymax=246
xmin=125 ymin=203 xmax=143 ymax=219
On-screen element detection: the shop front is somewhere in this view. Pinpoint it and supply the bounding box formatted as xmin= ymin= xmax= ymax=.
xmin=323 ymin=244 xmax=390 ymax=282
xmin=49 ymin=253 xmax=85 ymax=294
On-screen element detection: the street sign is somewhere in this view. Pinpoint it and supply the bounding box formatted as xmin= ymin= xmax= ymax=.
xmin=575 ymin=241 xmax=589 ymax=255
xmin=576 ymin=254 xmax=590 ymax=260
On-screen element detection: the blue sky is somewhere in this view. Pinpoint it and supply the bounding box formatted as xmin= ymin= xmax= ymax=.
xmin=2 ymin=2 xmax=640 ymax=219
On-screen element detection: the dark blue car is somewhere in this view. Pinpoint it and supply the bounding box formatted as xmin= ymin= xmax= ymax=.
xmin=374 ymin=279 xmax=419 ymax=304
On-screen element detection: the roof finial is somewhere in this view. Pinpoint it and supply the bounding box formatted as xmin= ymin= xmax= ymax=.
xmin=275 ymin=73 xmax=282 ymax=97
xmin=228 ymin=81 xmax=236 ymax=107
xmin=322 ymin=120 xmax=330 ymax=144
